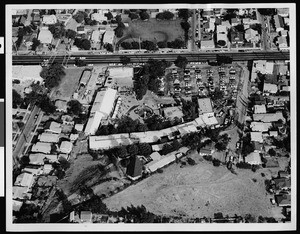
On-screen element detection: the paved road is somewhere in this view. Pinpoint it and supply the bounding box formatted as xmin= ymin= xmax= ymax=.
xmin=13 ymin=105 xmax=40 ymax=166
xmin=12 ymin=51 xmax=290 ymax=65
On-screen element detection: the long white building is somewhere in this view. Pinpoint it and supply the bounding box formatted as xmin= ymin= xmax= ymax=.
xmin=84 ymin=88 xmax=117 ymax=135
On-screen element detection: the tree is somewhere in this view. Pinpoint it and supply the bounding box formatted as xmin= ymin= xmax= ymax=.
xmin=115 ymin=14 xmax=122 ymax=23
xmin=162 ymin=11 xmax=174 ymax=20
xmin=19 ymin=156 xmax=30 ymax=167
xmin=127 ymin=144 xmax=139 ymax=156
xmin=66 ymin=29 xmax=77 ymax=39
xmin=81 ymin=39 xmax=91 ymax=50
xmin=114 ymin=26 xmax=124 ymax=38
xmin=121 ymin=41 xmax=132 ymax=49
xmin=216 ymin=54 xmax=233 ymax=65
xmin=157 ymin=41 xmax=167 ymax=48
xmin=48 ymin=24 xmax=66 ymax=39
xmin=178 ymin=9 xmax=191 ymax=21
xmin=244 ymin=214 xmax=256 ymax=223
xmin=161 ymin=143 xmax=174 ymax=155
xmin=30 ymin=38 xmax=40 ymax=51
xmin=73 ymin=11 xmax=86 ymax=23
xmin=180 ymin=21 xmax=191 ymax=31
xmin=268 ymin=148 xmax=276 ymax=156
xmin=174 ymin=55 xmax=188 ymax=69
xmin=138 ymin=143 xmax=152 ymax=156
xmin=141 ymin=40 xmax=157 ymax=51
xmin=257 ymin=9 xmax=276 ymax=16
xmin=131 ymin=41 xmax=140 ymax=49
xmin=113 ymin=146 xmax=128 ymax=158
xmin=139 ymin=11 xmax=149 ymax=21
xmin=38 ymin=95 xmax=56 ymax=114
xmin=40 ymin=63 xmax=66 ymax=89
xmin=120 ymin=56 xmax=131 ymax=65
xmin=234 ymin=24 xmax=245 ymax=32
xmin=75 ymin=58 xmax=86 ymax=67
xmin=105 ymin=43 xmax=114 ymax=52
xmin=129 ymin=12 xmax=139 ymax=21
xmin=168 ymin=39 xmax=185 ymax=49
xmin=58 ymin=156 xmax=70 ymax=170
xmin=67 ymin=100 xmax=83 ymax=116
xmin=105 ymin=12 xmax=113 ymax=20
xmin=217 ymin=40 xmax=226 ymax=47
xmin=13 ymin=89 xmax=23 ymax=108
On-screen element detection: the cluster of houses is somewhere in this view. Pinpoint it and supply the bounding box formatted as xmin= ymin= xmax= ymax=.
xmin=13 ymin=117 xmax=77 ymax=215
xmin=272 ymin=9 xmax=290 ymax=50
xmin=270 ymin=170 xmax=291 ymax=207
xmin=242 ymin=60 xmax=290 ymax=166
xmin=12 ymin=8 xmax=120 ymax=53
xmin=199 ymin=8 xmax=262 ymax=50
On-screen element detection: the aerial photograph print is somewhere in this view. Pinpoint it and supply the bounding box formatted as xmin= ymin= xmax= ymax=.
xmin=6 ymin=3 xmax=296 ymax=231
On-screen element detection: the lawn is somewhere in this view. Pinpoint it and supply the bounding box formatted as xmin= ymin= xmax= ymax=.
xmin=118 ymin=18 xmax=185 ymax=45
xmin=103 ymin=153 xmax=285 ymax=219
xmin=51 ymin=67 xmax=85 ymax=101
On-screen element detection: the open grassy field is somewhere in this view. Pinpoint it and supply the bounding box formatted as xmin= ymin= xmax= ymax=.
xmin=103 ymin=153 xmax=285 ymax=219
xmin=119 ymin=18 xmax=185 ymax=44
xmin=51 ymin=67 xmax=85 ymax=101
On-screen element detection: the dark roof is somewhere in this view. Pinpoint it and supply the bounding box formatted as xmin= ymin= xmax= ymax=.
xmin=230 ymin=31 xmax=244 ymax=43
xmin=273 ymin=177 xmax=291 ymax=189
xmin=275 ymin=194 xmax=291 ymax=206
xmin=126 ymin=156 xmax=143 ymax=178
xmin=278 ymin=171 xmax=290 ymax=178
xmin=265 ymin=158 xmax=279 ymax=168
xmin=215 ymin=18 xmax=222 ymax=25
xmin=80 ymin=211 xmax=92 ymax=222
xmin=77 ymin=26 xmax=85 ymax=31
xmin=253 ymin=142 xmax=263 ymax=151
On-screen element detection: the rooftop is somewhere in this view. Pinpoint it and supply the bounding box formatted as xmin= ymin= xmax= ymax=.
xmin=253 ymin=111 xmax=285 ymax=123
xmin=38 ymin=132 xmax=60 ymax=143
xmin=245 ymin=151 xmax=262 ymax=165
xmin=254 ymin=104 xmax=267 ymax=114
xmin=38 ymin=28 xmax=53 ymax=44
xmin=198 ymin=97 xmax=213 ymax=114
xmin=250 ymin=132 xmax=263 ymax=143
xmin=162 ymin=106 xmax=184 ymax=120
xmin=31 ymin=142 xmax=52 ymax=154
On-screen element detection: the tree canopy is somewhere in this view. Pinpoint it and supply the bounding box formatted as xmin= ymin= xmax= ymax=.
xmin=139 ymin=11 xmax=150 ymax=21
xmin=73 ymin=11 xmax=87 ymax=23
xmin=120 ymin=56 xmax=131 ymax=65
xmin=67 ymin=100 xmax=83 ymax=116
xmin=40 ymin=63 xmax=66 ymax=89
xmin=174 ymin=55 xmax=188 ymax=69
xmin=13 ymin=89 xmax=23 ymax=108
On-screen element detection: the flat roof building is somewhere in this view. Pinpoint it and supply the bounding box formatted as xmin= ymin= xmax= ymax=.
xmin=253 ymin=111 xmax=285 ymax=123
xmin=31 ymin=142 xmax=52 ymax=154
xmin=254 ymin=104 xmax=267 ymax=114
xmin=198 ymin=97 xmax=213 ymax=115
xmin=245 ymin=152 xmax=262 ymax=165
xmin=250 ymin=122 xmax=272 ymax=132
xmin=84 ymin=88 xmax=117 ymax=135
xmin=38 ymin=132 xmax=60 ymax=143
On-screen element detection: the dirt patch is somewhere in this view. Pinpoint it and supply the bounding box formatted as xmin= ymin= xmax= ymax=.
xmin=103 ymin=159 xmax=284 ymax=219
xmin=51 ymin=67 xmax=85 ymax=101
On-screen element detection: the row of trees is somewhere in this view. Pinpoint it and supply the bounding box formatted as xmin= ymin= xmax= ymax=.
xmin=74 ymin=38 xmax=91 ymax=50
xmin=104 ymin=142 xmax=152 ymax=159
xmin=40 ymin=63 xmax=66 ymax=89
xmin=156 ymin=11 xmax=175 ymax=20
xmin=129 ymin=10 xmax=150 ymax=21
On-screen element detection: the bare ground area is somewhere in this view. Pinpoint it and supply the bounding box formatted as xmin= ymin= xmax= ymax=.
xmin=103 ymin=155 xmax=285 ymax=219
xmin=51 ymin=67 xmax=85 ymax=101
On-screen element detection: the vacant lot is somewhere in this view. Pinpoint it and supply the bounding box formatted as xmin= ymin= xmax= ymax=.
xmin=104 ymin=154 xmax=284 ymax=219
xmin=119 ymin=18 xmax=185 ymax=44
xmin=51 ymin=67 xmax=85 ymax=101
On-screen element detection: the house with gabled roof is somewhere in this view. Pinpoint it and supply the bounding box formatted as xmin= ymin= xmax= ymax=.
xmin=126 ymin=156 xmax=143 ymax=180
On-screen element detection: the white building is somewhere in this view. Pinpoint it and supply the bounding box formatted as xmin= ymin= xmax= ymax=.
xmin=42 ymin=15 xmax=57 ymax=25
xmin=245 ymin=152 xmax=262 ymax=165
xmin=84 ymin=88 xmax=117 ymax=135
xmin=103 ymin=29 xmax=115 ymax=45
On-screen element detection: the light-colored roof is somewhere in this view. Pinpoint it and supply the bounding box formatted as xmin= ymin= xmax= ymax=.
xmin=91 ymin=12 xmax=107 ymax=22
xmin=91 ymin=88 xmax=117 ymax=115
xmin=29 ymin=153 xmax=58 ymax=165
xmin=263 ymin=83 xmax=278 ymax=94
xmin=55 ymin=100 xmax=68 ymax=112
xmin=177 ymin=122 xmax=198 ymax=135
xmin=84 ymin=111 xmax=105 ymax=135
xmin=278 ymin=36 xmax=288 ymax=47
xmin=198 ymin=98 xmax=213 ymax=114
xmin=163 ymin=106 xmax=184 ymax=120
xmin=201 ymin=39 xmax=215 ymax=49
xmin=221 ymin=20 xmax=231 ymax=29
xmin=89 ymin=133 xmax=135 ymax=150
xmin=12 ymin=65 xmax=43 ymax=82
xmin=245 ymin=28 xmax=259 ymax=42
xmin=65 ymin=18 xmax=80 ymax=31
xmin=75 ymin=124 xmax=84 ymax=132
xmin=22 ymin=167 xmax=42 ymax=175
xmin=265 ymin=62 xmax=274 ymax=74
xmin=38 ymin=28 xmax=53 ymax=44
xmin=91 ymin=30 xmax=101 ymax=42
xmin=103 ymin=29 xmax=115 ymax=44
xmin=201 ymin=112 xmax=219 ymax=126
xmin=59 ymin=141 xmax=73 ymax=154
xmin=274 ymin=15 xmax=284 ymax=30
xmin=47 ymin=122 xmax=62 ymax=134
xmin=13 ymin=200 xmax=24 ymax=212
xmin=70 ymin=133 xmax=79 ymax=141
xmin=250 ymin=122 xmax=272 ymax=132
xmin=250 ymin=132 xmax=263 ymax=143
xmin=14 ymin=172 xmax=35 ymax=187
xmin=42 ymin=15 xmax=57 ymax=25
xmin=13 ymin=186 xmax=32 ymax=200
xmin=80 ymin=70 xmax=91 ymax=85
xmin=217 ymin=25 xmax=227 ymax=33
xmin=254 ymin=104 xmax=267 ymax=114
xmin=245 ymin=152 xmax=262 ymax=165
xmin=269 ymin=131 xmax=278 ymax=137
xmin=217 ymin=33 xmax=228 ymax=44
xmin=38 ymin=132 xmax=60 ymax=143
xmin=277 ymin=8 xmax=289 ymax=16
xmin=43 ymin=164 xmax=53 ymax=174
xmin=31 ymin=142 xmax=52 ymax=154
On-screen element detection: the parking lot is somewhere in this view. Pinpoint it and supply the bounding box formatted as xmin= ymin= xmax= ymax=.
xmin=164 ymin=62 xmax=242 ymax=98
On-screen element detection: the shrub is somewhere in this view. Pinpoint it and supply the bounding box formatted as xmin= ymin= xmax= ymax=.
xmin=236 ymin=161 xmax=252 ymax=169
xmin=212 ymin=158 xmax=221 ymax=167
xmin=157 ymin=168 xmax=163 ymax=173
xmin=187 ymin=157 xmax=196 ymax=166
xmin=203 ymin=155 xmax=213 ymax=161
